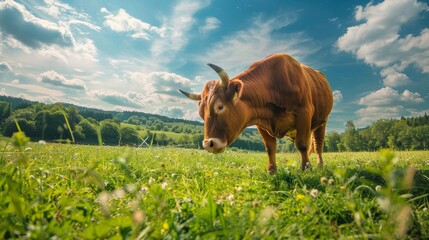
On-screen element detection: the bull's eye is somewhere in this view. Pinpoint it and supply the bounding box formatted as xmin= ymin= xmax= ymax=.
xmin=218 ymin=104 xmax=224 ymax=110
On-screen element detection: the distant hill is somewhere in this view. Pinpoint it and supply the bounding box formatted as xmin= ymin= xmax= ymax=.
xmin=0 ymin=95 xmax=202 ymax=126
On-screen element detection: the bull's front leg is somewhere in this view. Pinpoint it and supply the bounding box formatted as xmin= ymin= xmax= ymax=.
xmin=257 ymin=127 xmax=277 ymax=174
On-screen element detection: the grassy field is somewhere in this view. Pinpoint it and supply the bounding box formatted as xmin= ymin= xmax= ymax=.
xmin=1 ymin=133 xmax=429 ymax=239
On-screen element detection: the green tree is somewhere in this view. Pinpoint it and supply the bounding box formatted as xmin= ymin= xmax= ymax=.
xmin=324 ymin=131 xmax=341 ymax=152
xmin=342 ymin=120 xmax=362 ymax=151
xmin=370 ymin=119 xmax=393 ymax=149
xmin=35 ymin=110 xmax=70 ymax=141
xmin=119 ymin=126 xmax=139 ymax=146
xmin=387 ymin=121 xmax=411 ymax=150
xmin=100 ymin=120 xmax=120 ymax=145
xmin=66 ymin=106 xmax=79 ymax=131
xmin=0 ymin=101 xmax=11 ymax=124
xmin=126 ymin=116 xmax=141 ymax=125
xmin=75 ymin=119 xmax=98 ymax=143
xmin=410 ymin=126 xmax=429 ymax=150
xmin=2 ymin=118 xmax=36 ymax=138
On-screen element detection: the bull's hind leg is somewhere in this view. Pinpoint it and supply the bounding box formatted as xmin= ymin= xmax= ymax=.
xmin=257 ymin=127 xmax=277 ymax=174
xmin=295 ymin=113 xmax=312 ymax=171
xmin=312 ymin=123 xmax=327 ymax=167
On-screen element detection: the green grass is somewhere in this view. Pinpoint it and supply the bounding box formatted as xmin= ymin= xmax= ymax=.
xmin=1 ymin=133 xmax=429 ymax=239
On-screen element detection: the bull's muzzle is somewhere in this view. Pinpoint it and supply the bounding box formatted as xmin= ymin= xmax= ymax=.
xmin=202 ymin=138 xmax=227 ymax=154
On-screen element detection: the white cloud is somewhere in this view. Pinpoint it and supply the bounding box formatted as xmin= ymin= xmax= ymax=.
xmin=0 ymin=81 xmax=64 ymax=97
xmin=127 ymin=71 xmax=194 ymax=97
xmin=38 ymin=70 xmax=86 ymax=90
xmin=200 ymin=17 xmax=221 ymax=33
xmin=0 ymin=1 xmax=98 ymax=72
xmin=89 ymin=89 xmax=144 ymax=109
xmin=333 ymin=90 xmax=343 ymax=103
xmin=355 ymin=87 xmax=425 ymax=126
xmin=36 ymin=0 xmax=100 ymax=33
xmin=156 ymin=106 xmax=186 ymax=119
xmin=0 ymin=62 xmax=12 ymax=71
xmin=199 ymin=14 xmax=316 ymax=74
xmin=36 ymin=0 xmax=75 ymax=18
xmin=337 ymin=0 xmax=429 ymax=86
xmin=380 ymin=66 xmax=412 ymax=87
xmin=151 ymin=0 xmax=210 ymax=57
xmin=355 ymin=105 xmax=408 ymax=127
xmin=401 ymin=90 xmax=424 ymax=103
xmin=358 ymin=87 xmax=399 ymax=106
xmin=101 ymin=8 xmax=165 ymax=40
xmin=17 ymin=92 xmax=59 ymax=104
xmin=0 ymin=0 xmax=74 ymax=48
xmin=358 ymin=87 xmax=424 ymax=106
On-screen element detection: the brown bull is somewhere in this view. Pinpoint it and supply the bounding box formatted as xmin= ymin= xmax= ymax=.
xmin=180 ymin=53 xmax=333 ymax=172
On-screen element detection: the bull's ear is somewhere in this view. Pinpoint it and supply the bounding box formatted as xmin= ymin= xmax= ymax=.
xmin=226 ymin=80 xmax=243 ymax=101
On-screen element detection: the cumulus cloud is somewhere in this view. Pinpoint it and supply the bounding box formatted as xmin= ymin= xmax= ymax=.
xmin=355 ymin=87 xmax=424 ymax=126
xmin=358 ymin=87 xmax=424 ymax=106
xmin=0 ymin=0 xmax=74 ymax=48
xmin=89 ymin=89 xmax=144 ymax=109
xmin=355 ymin=105 xmax=408 ymax=126
xmin=38 ymin=70 xmax=86 ymax=90
xmin=401 ymin=89 xmax=425 ymax=103
xmin=200 ymin=17 xmax=221 ymax=33
xmin=380 ymin=66 xmax=412 ymax=87
xmin=0 ymin=0 xmax=98 ymax=70
xmin=332 ymin=90 xmax=343 ymax=103
xmin=0 ymin=62 xmax=12 ymax=71
xmin=156 ymin=106 xmax=186 ymax=119
xmin=148 ymin=72 xmax=194 ymax=97
xmin=128 ymin=71 xmax=194 ymax=98
xmin=101 ymin=8 xmax=165 ymax=40
xmin=336 ymin=0 xmax=429 ymax=87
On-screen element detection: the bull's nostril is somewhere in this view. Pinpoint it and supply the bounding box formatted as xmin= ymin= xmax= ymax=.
xmin=209 ymin=140 xmax=214 ymax=148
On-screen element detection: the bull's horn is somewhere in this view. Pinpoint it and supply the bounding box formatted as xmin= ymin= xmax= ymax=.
xmin=179 ymin=89 xmax=201 ymax=101
xmin=207 ymin=63 xmax=229 ymax=88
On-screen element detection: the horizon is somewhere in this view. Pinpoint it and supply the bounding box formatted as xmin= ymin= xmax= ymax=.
xmin=0 ymin=0 xmax=428 ymax=132
xmin=2 ymin=94 xmax=427 ymax=134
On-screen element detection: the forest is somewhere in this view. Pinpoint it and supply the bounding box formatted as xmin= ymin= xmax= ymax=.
xmin=0 ymin=96 xmax=428 ymax=151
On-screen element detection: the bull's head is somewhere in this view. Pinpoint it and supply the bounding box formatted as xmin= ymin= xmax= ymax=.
xmin=179 ymin=64 xmax=246 ymax=153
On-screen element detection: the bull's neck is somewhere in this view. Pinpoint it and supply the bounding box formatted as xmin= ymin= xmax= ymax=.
xmin=235 ymin=73 xmax=280 ymax=131
xmin=241 ymin=96 xmax=276 ymax=130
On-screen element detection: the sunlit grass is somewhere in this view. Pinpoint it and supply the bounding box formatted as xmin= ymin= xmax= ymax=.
xmin=1 ymin=134 xmax=428 ymax=239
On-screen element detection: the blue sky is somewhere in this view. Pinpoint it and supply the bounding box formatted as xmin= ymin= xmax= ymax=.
xmin=0 ymin=0 xmax=428 ymax=132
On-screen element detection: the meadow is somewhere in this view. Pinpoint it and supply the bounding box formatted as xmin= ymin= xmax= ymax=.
xmin=1 ymin=132 xmax=429 ymax=239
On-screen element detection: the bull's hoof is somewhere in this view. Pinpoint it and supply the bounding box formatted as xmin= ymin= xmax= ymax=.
xmin=268 ymin=166 xmax=277 ymax=175
xmin=301 ymin=162 xmax=312 ymax=171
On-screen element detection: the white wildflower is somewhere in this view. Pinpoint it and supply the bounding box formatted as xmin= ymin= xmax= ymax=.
xmin=310 ymin=189 xmax=319 ymax=198
xmin=375 ymin=185 xmax=382 ymax=192
xmin=148 ymin=177 xmax=155 ymax=185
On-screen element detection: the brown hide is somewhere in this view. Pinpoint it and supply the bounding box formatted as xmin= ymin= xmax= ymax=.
xmin=180 ymin=53 xmax=333 ymax=172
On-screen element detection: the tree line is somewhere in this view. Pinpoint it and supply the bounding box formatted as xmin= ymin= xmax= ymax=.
xmin=325 ymin=116 xmax=429 ymax=151
xmin=0 ymin=96 xmax=428 ymax=151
